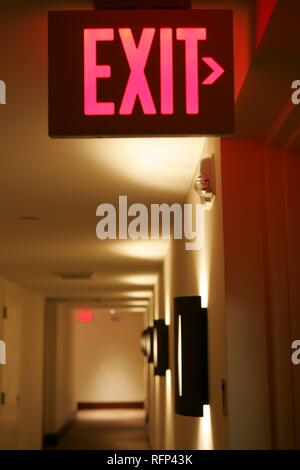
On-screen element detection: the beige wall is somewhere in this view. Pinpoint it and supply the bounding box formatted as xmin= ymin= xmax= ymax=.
xmin=19 ymin=291 xmax=44 ymax=449
xmin=73 ymin=309 xmax=144 ymax=403
xmin=44 ymin=301 xmax=76 ymax=435
xmin=55 ymin=304 xmax=76 ymax=430
xmin=0 ymin=277 xmax=44 ymax=450
xmin=149 ymin=137 xmax=229 ymax=450
xmin=146 ymin=295 xmax=157 ymax=448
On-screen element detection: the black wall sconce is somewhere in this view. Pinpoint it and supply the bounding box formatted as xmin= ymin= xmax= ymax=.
xmin=153 ymin=320 xmax=169 ymax=376
xmin=141 ymin=327 xmax=154 ymax=363
xmin=147 ymin=327 xmax=154 ymax=363
xmin=140 ymin=329 xmax=148 ymax=357
xmin=174 ymin=296 xmax=208 ymax=417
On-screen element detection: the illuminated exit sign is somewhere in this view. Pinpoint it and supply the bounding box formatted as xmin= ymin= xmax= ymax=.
xmin=48 ymin=10 xmax=234 ymax=137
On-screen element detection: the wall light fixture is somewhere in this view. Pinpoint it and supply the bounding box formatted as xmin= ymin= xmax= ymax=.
xmin=141 ymin=327 xmax=154 ymax=363
xmin=174 ymin=296 xmax=208 ymax=417
xmin=154 ymin=320 xmax=169 ymax=376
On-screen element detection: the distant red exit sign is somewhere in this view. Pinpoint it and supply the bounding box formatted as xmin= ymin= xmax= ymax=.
xmin=48 ymin=10 xmax=234 ymax=137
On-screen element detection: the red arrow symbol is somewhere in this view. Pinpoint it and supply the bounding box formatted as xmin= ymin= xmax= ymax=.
xmin=202 ymin=57 xmax=225 ymax=85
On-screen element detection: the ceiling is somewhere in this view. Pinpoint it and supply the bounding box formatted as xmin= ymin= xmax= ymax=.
xmin=1 ymin=0 xmax=296 ymax=312
xmin=0 ymin=0 xmax=209 ymax=310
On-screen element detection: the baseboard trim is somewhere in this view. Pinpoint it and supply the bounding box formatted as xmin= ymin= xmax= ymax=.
xmin=43 ymin=413 xmax=75 ymax=448
xmin=77 ymin=401 xmax=144 ymax=410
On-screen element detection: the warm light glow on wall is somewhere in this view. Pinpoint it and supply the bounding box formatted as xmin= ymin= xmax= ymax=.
xmin=192 ymin=214 xmax=209 ymax=309
xmin=119 ymin=290 xmax=153 ymax=299
xmin=118 ymin=274 xmax=158 ymax=286
xmin=86 ymin=137 xmax=206 ymax=193
xmin=198 ymin=405 xmax=214 ymax=450
xmin=165 ymin=303 xmax=171 ymax=326
xmin=166 ymin=369 xmax=172 ymax=392
xmin=196 ymin=241 xmax=208 ymax=309
xmin=154 ymin=375 xmax=161 ymax=449
xmin=165 ymin=369 xmax=174 ymax=449
xmin=111 ymin=240 xmax=169 ymax=261
xmin=166 ymin=368 xmax=172 ymax=394
xmin=199 ymin=271 xmax=208 ymax=309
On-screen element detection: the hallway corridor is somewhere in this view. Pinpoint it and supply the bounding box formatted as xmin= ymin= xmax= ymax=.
xmin=1 ymin=0 xmax=300 ymax=454
xmin=48 ymin=410 xmax=149 ymax=451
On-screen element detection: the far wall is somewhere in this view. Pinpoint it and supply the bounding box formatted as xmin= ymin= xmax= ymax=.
xmin=74 ymin=309 xmax=144 ymax=404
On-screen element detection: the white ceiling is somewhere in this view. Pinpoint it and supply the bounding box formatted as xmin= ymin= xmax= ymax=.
xmin=0 ymin=0 xmax=206 ymax=307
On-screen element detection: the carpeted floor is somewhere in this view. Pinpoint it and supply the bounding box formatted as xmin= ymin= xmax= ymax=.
xmin=48 ymin=409 xmax=149 ymax=450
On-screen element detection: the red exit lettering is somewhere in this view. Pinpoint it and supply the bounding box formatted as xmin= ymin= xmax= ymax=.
xmin=83 ymin=27 xmax=225 ymax=117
